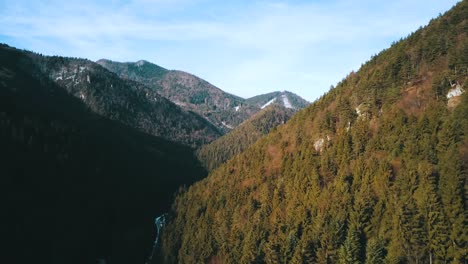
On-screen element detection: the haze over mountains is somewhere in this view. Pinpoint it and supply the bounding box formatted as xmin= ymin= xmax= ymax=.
xmin=1 ymin=1 xmax=466 ymax=264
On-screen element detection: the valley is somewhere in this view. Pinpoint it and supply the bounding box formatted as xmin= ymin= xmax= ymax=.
xmin=1 ymin=1 xmax=466 ymax=264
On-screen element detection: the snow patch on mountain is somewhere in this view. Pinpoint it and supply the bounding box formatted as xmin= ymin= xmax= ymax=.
xmin=261 ymin=98 xmax=277 ymax=109
xmin=281 ymin=94 xmax=293 ymax=109
xmin=221 ymin=121 xmax=234 ymax=129
xmin=174 ymin=100 xmax=187 ymax=106
xmin=65 ymin=74 xmax=75 ymax=80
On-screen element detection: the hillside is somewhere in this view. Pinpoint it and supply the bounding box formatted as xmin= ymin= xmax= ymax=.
xmin=160 ymin=2 xmax=467 ymax=264
xmin=246 ymin=90 xmax=310 ymax=110
xmin=23 ymin=53 xmax=221 ymax=147
xmin=97 ymin=59 xmax=260 ymax=133
xmin=0 ymin=44 xmax=208 ymax=264
xmin=95 ymin=59 xmax=168 ymax=80
xmin=197 ymin=105 xmax=295 ymax=171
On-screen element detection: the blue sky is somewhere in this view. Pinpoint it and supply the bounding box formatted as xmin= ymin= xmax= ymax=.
xmin=0 ymin=0 xmax=460 ymax=101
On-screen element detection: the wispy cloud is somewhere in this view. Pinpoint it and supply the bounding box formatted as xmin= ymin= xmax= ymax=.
xmin=0 ymin=0 xmax=460 ymax=101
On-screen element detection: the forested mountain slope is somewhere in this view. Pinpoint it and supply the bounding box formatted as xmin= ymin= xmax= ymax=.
xmin=19 ymin=51 xmax=221 ymax=147
xmin=0 ymin=44 xmax=208 ymax=264
xmin=197 ymin=105 xmax=295 ymax=172
xmin=97 ymin=59 xmax=259 ymax=133
xmin=160 ymin=2 xmax=467 ymax=263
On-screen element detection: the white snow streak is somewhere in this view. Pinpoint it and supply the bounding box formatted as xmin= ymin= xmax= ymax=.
xmin=221 ymin=121 xmax=234 ymax=129
xmin=281 ymin=94 xmax=293 ymax=108
xmin=261 ymin=98 xmax=277 ymax=109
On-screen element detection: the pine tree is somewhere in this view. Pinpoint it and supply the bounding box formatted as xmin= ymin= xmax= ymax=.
xmin=264 ymin=242 xmax=280 ymax=264
xmin=414 ymin=161 xmax=450 ymax=263
xmin=365 ymin=238 xmax=386 ymax=264
xmin=338 ymin=224 xmax=363 ymax=264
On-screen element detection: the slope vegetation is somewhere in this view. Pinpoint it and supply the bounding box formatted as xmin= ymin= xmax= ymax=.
xmin=28 ymin=53 xmax=221 ymax=147
xmin=97 ymin=59 xmax=259 ymax=132
xmin=197 ymin=105 xmax=295 ymax=171
xmin=0 ymin=44 xmax=207 ymax=264
xmin=160 ymin=2 xmax=467 ymax=263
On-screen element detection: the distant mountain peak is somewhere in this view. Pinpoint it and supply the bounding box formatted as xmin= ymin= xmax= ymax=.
xmin=261 ymin=97 xmax=277 ymax=109
xmin=280 ymin=92 xmax=293 ymax=109
xmin=135 ymin=60 xmax=147 ymax=66
xmin=98 ymin=59 xmax=311 ymax=133
xmin=248 ymin=90 xmax=309 ymax=110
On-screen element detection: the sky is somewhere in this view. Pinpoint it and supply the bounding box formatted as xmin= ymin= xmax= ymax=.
xmin=0 ymin=0 xmax=461 ymax=102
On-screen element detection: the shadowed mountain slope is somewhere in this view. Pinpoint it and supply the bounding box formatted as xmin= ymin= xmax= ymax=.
xmin=26 ymin=53 xmax=221 ymax=147
xmin=0 ymin=44 xmax=208 ymax=264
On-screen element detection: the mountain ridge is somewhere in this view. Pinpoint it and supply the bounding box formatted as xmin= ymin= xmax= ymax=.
xmin=15 ymin=51 xmax=222 ymax=147
xmin=97 ymin=59 xmax=310 ymax=133
xmin=196 ymin=104 xmax=295 ymax=172
xmin=246 ymin=90 xmax=310 ymax=110
xmin=0 ymin=44 xmax=209 ymax=264
xmin=159 ymin=2 xmax=467 ymax=263
xmin=97 ymin=58 xmax=258 ymax=133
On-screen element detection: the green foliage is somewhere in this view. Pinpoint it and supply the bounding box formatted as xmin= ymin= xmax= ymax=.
xmin=96 ymin=59 xmax=168 ymax=80
xmin=197 ymin=105 xmax=294 ymax=171
xmin=338 ymin=225 xmax=363 ymax=264
xmin=98 ymin=59 xmax=262 ymax=133
xmin=365 ymin=238 xmax=386 ymax=264
xmin=189 ymin=90 xmax=209 ymax=104
xmin=34 ymin=54 xmax=222 ymax=147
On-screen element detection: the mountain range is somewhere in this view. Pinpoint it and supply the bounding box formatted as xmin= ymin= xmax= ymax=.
xmin=0 ymin=44 xmax=209 ymax=264
xmin=2 ymin=1 xmax=466 ymax=264
xmin=97 ymin=59 xmax=308 ymax=133
xmin=34 ymin=53 xmax=222 ymax=147
xmin=246 ymin=90 xmax=310 ymax=110
xmin=1 ymin=42 xmax=308 ymax=263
